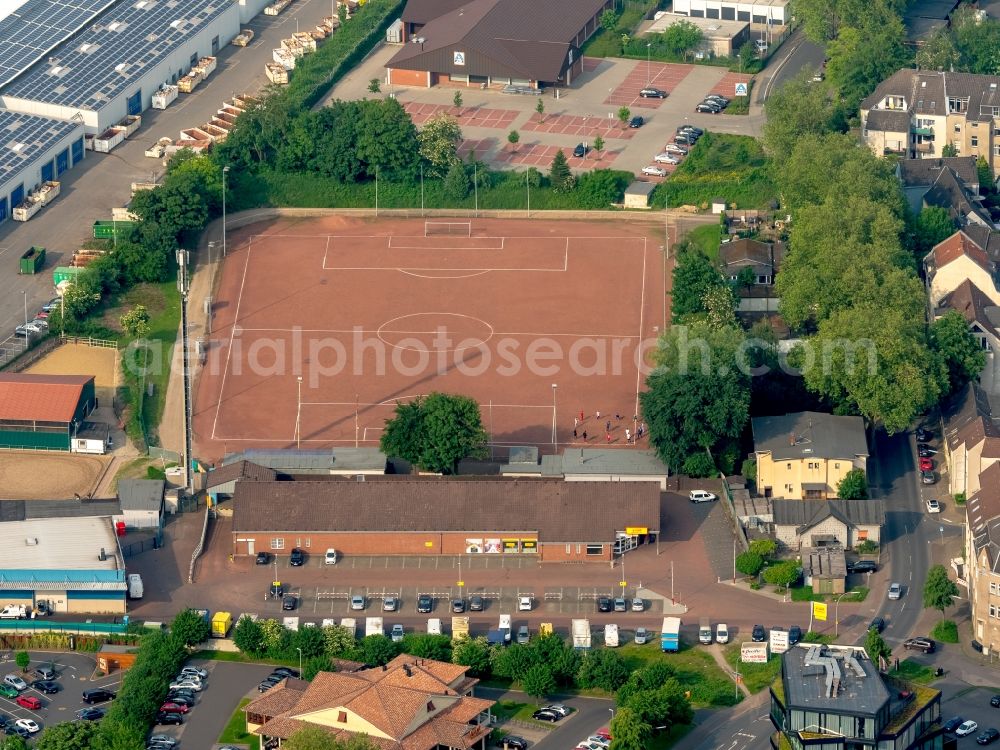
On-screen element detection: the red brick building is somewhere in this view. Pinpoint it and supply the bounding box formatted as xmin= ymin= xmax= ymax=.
xmin=386 ymin=0 xmax=614 ymax=90
xmin=230 ymin=475 xmax=660 ymax=563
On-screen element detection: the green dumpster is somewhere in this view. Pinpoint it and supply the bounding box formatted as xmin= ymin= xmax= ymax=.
xmin=18 ymin=246 xmax=45 ymax=274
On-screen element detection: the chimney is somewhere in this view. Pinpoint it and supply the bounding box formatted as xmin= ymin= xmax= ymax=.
xmin=404 ymin=665 xmax=412 ymax=677
xmin=788 ymin=432 xmax=795 ymax=446
xmin=98 ymin=548 xmax=106 ymax=561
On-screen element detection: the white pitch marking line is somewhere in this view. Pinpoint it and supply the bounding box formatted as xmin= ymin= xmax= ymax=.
xmin=233 ymin=327 xmax=640 ymax=338
xmin=634 ymin=238 xmax=647 ymax=419
xmin=210 ymin=237 xmax=253 ymax=441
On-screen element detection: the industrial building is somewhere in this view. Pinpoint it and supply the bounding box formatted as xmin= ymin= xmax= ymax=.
xmin=667 ymin=0 xmax=789 ymax=25
xmin=0 ymin=516 xmax=127 ymax=615
xmin=0 ymin=373 xmax=96 ymax=451
xmin=386 ymin=0 xmax=614 ymax=89
xmin=0 ymin=0 xmax=271 ymax=226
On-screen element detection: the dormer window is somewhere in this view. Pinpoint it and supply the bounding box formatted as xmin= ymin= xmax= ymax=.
xmin=338 ymin=711 xmax=347 ymax=722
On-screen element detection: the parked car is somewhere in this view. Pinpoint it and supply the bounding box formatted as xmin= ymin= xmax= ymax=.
xmin=958 ymin=721 xmax=981 ymax=737
xmin=674 ymin=134 xmax=695 ymax=145
xmin=289 ymin=548 xmax=305 ymax=566
xmin=255 ymin=552 xmax=270 ymax=565
xmin=613 ymin=598 xmax=627 ymax=612
xmin=269 ymin=581 xmax=284 ymax=598
xmin=30 ymin=681 xmax=58 ymax=694
xmin=788 ymin=625 xmax=802 ymax=645
xmin=991 ymin=695 xmax=1000 ymax=707
xmin=0 ymin=687 xmax=17 ymax=700
xmin=519 ymin=596 xmax=533 ymax=612
xmin=282 ymin=594 xmax=297 ymax=611
xmin=597 ymin=597 xmax=612 ymax=612
xmin=82 ymin=689 xmax=116 ymax=704
xmin=14 ymin=696 xmax=40 ymax=710
xmin=629 ymin=116 xmax=644 ymax=128
xmin=503 ymin=736 xmax=528 ymax=750
xmin=155 ymin=712 xmax=183 ymax=726
xmin=869 ymin=617 xmax=885 ymax=633
xmin=631 ymin=598 xmax=644 ymax=612
xmin=904 ymin=637 xmax=935 ymax=653
xmin=696 ymin=102 xmax=722 ymax=113
xmin=531 ymin=709 xmax=559 ymax=721
xmin=919 ymin=457 xmax=935 ymax=471
xmin=689 ymin=490 xmax=717 ymax=503
xmin=324 ymin=548 xmax=338 ymax=565
xmin=3 ymin=675 xmax=26 ymax=691
xmin=635 ymin=627 xmax=650 ymax=645
xmin=639 ymin=87 xmax=667 ymax=98
xmin=641 ymin=165 xmax=668 ymax=177
xmin=162 ymin=694 xmax=194 ymax=708
xmin=76 ymin=707 xmax=105 ymax=721
xmin=417 ymin=594 xmax=433 ymax=613
xmin=847 ymin=560 xmax=877 ymax=574
xmin=517 ymin=625 xmax=530 ymax=645
xmin=258 ymin=680 xmax=280 ymax=693
xmin=572 ymin=143 xmax=588 ymax=158
xmin=390 ymin=624 xmax=404 ymax=643
xmin=677 ymin=125 xmax=704 ymax=136
xmin=14 ymin=719 xmax=38 ymax=734
xmin=158 ymin=702 xmax=189 ymax=715
xmin=654 ymin=152 xmax=680 ymax=164
xmin=4 ymin=724 xmax=29 ymax=738
xmin=926 ymin=498 xmax=941 ymax=513
xmin=705 ymin=94 xmax=730 ymax=106
xmin=33 ymin=666 xmax=55 ymax=681
xmin=168 ymin=680 xmax=202 ymax=692
xmin=916 ymin=427 xmax=934 ymax=442
xmin=888 ymin=583 xmax=902 ymax=600
xmin=383 ymin=597 xmax=399 ymax=612
xmin=921 ymin=471 xmax=937 ymax=485
xmin=148 ymin=735 xmax=177 ymax=748
xmin=752 ymin=624 xmax=766 ymax=642
xmin=167 ymin=689 xmax=196 ymax=701
xmin=944 ymin=717 xmax=966 ymax=733
xmin=41 ymin=299 xmax=60 ymax=313
xmin=272 ymin=668 xmax=300 ymax=679
xmin=350 ymin=595 xmax=366 ymax=610
xmin=664 ymin=143 xmax=688 ymax=155
xmin=180 ymin=666 xmax=208 ymax=679
xmin=716 ymin=623 xmax=730 ymax=644
xmin=469 ymin=595 xmax=485 ymax=611
xmin=451 ymin=599 xmax=465 ymax=613
xmin=977 ymin=728 xmax=1000 ymax=745
xmin=543 ymin=704 xmax=571 ymax=717
xmin=917 ymin=443 xmax=938 ymax=457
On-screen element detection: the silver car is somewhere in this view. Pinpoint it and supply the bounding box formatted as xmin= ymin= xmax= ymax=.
xmin=888 ymin=582 xmax=902 ymax=600
xmin=350 ymin=595 xmax=366 ymax=610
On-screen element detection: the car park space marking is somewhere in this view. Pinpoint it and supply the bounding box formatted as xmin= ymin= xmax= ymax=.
xmin=604 ymin=61 xmax=694 ymax=109
xmin=495 ymin=142 xmax=621 ymax=169
xmin=520 ymin=113 xmax=638 ymax=139
xmin=401 ymin=102 xmax=519 ymax=129
xmin=710 ymin=72 xmax=753 ymax=99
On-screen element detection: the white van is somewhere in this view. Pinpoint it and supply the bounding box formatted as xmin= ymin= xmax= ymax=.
xmin=716 ymin=623 xmax=730 ymax=644
xmin=699 ymin=619 xmax=712 ymax=644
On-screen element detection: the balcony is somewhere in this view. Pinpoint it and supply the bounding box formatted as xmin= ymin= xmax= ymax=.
xmin=912 ymin=125 xmax=934 ymax=136
xmin=914 ymin=141 xmax=934 ymax=153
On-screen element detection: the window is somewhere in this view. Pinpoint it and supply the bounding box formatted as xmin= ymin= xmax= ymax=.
xmin=834 ymin=463 xmax=840 ymax=469
xmin=586 ymin=544 xmax=603 ymax=556
xmin=427 ymin=701 xmax=435 ymax=711
xmin=565 ymin=544 xmax=571 ymax=554
xmin=991 ymin=604 xmax=998 ymax=618
xmin=973 ymin=136 xmax=980 ymax=147
xmin=858 ymin=529 xmax=869 ymax=541
xmin=270 ymin=538 xmax=285 ymax=550
xmin=949 ymin=96 xmax=969 ymax=113
xmin=338 ymin=711 xmax=347 ymax=723
xmin=995 ymin=144 xmax=1000 ymax=156
xmin=990 ymin=581 xmax=999 ymax=595
xmin=787 ymin=463 xmax=792 ymax=470
xmin=953 ymin=140 xmax=962 ymax=152
xmin=955 ymin=123 xmax=962 ymax=133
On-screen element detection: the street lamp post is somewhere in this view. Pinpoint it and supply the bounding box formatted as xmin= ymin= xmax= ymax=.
xmin=737 ymin=53 xmax=742 ymax=76
xmin=551 ymin=383 xmax=558 ymax=452
xmin=296 ymin=376 xmax=303 ymax=449
xmin=222 ymin=165 xmax=230 ymax=257
xmin=834 ymin=591 xmax=850 ymax=636
xmin=296 ymin=647 xmax=302 ymax=677
xmin=646 ymin=43 xmax=652 ymax=85
xmin=21 ymin=291 xmax=26 ymax=329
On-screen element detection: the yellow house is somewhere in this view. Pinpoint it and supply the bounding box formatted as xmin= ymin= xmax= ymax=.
xmin=752 ymin=412 xmax=869 ymax=500
xmin=245 ymin=655 xmax=494 ymax=750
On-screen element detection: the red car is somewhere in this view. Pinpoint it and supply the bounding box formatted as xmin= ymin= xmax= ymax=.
xmin=595 ymin=728 xmax=612 ymax=741
xmin=919 ymin=457 xmax=934 ymax=471
xmin=159 ymin=702 xmax=190 ymax=714
xmin=15 ymin=695 xmax=41 ymax=710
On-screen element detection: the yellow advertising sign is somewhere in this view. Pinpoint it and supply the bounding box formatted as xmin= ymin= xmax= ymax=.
xmin=813 ymin=602 xmax=828 ymax=621
xmin=424 ymin=541 xmax=434 ymax=548
xmin=625 ymin=527 xmax=648 ymax=535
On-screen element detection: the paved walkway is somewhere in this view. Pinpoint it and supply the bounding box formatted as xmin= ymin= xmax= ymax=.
xmin=708 ymin=643 xmax=750 ymax=698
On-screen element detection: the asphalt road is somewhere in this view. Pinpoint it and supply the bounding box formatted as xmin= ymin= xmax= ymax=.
xmin=477 ymin=686 xmax=614 ymax=750
xmin=754 ymin=28 xmax=826 ymax=104
xmin=0 ymin=0 xmax=336 ymax=336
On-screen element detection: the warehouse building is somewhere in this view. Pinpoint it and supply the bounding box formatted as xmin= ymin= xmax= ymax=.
xmin=386 ymin=0 xmax=614 ymax=89
xmin=0 ymin=374 xmax=96 ymax=451
xmin=232 ymin=477 xmax=660 ymax=562
xmin=668 ymin=0 xmax=789 ymax=25
xmin=0 ymin=516 xmax=127 ymax=615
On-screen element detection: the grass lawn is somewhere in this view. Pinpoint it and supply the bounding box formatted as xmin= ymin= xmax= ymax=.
xmin=931 ymin=619 xmax=959 ymax=643
xmin=190 ymin=649 xmax=301 ymax=668
xmin=492 ymin=699 xmax=566 ymax=727
xmin=218 ymin=698 xmax=259 ymax=750
xmin=686 ymin=223 xmax=722 ymax=261
xmin=620 ymin=642 xmax=741 ymax=707
xmin=889 ymin=659 xmax=938 ymax=684
xmin=723 ymin=643 xmax=781 ymax=694
xmin=725 ymin=81 xmax=753 ymax=114
xmin=649 ymin=723 xmax=695 ymax=750
xmin=790 ymin=586 xmax=869 ymax=603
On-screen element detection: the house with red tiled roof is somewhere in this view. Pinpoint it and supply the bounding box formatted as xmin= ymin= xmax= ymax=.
xmin=924 ymin=229 xmax=1000 ymax=308
xmin=244 ymin=656 xmax=494 ymax=750
xmin=0 ymin=373 xmax=96 ymax=451
xmin=936 ymin=279 xmax=1000 ymax=354
xmin=943 ymin=383 xmax=1000 ymax=496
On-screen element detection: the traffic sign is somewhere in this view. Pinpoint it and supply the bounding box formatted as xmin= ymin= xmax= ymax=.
xmin=735 ymin=82 xmax=749 ymax=97
xmin=619 ymin=581 xmax=627 ymax=587
xmin=457 ymin=581 xmax=464 ymax=587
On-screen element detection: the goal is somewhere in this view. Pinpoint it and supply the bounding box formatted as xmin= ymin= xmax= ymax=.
xmin=424 ymin=221 xmax=472 ymax=237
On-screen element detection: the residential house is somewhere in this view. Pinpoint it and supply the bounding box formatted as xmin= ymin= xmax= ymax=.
xmin=935 ymin=279 xmax=1000 ymax=352
xmin=770 ymin=644 xmax=941 ymax=750
xmin=772 ymin=499 xmax=884 ymax=550
xmin=942 ymin=383 xmax=1000 ymax=496
xmin=921 ymin=163 xmax=993 ymax=227
xmin=861 ymin=68 xmax=1000 ymax=181
xmin=244 ymin=655 xmax=494 ymax=750
xmin=897 ymin=156 xmax=979 ymax=216
xmin=966 ymin=462 xmax=1000 ymax=652
xmin=718 ymin=238 xmax=784 ymax=313
xmin=924 ymin=229 xmax=1000 ymax=308
xmin=751 ymin=412 xmax=869 ymax=500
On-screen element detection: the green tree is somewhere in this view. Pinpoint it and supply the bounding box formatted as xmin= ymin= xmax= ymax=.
xmin=443 ymin=159 xmax=471 ymax=202
xmin=617 ymin=106 xmax=631 ymax=129
xmin=491 ymin=643 xmax=539 ymax=681
xmin=762 ymin=560 xmax=801 ymax=588
xmin=521 ymin=663 xmax=556 ymax=699
xmin=661 ymin=20 xmax=704 ymax=58
xmin=14 ymin=652 xmax=29 ymax=673
xmin=380 ymin=392 xmax=488 ymax=474
xmin=912 ymin=206 xmax=956 ymax=256
xmin=507 ymin=129 xmax=520 ymax=152
xmin=864 ymin=626 xmax=891 ymax=665
xmin=931 ymin=310 xmax=987 ymax=396
xmin=577 ymin=649 xmax=629 ymax=692
xmin=549 ymin=149 xmax=574 ymax=192
xmin=0 ymin=737 xmax=28 ymax=750
xmin=260 ymin=618 xmax=289 ymax=654
xmin=531 ymin=634 xmax=581 ymax=686
xmin=284 ymin=726 xmax=376 ymax=750
xmin=670 ymin=246 xmax=726 ymax=322
xmin=453 ymin=90 xmax=463 ymax=113
xmin=337 ymin=2 xmax=347 ymax=24
xmin=837 ymin=468 xmax=868 ymax=499
xmin=355 ymin=98 xmax=420 ymax=181
xmin=702 ymin=284 xmax=738 ymax=330
xmin=401 ymin=633 xmax=452 ymax=661
xmin=978 ymin=156 xmax=995 ymax=191
xmin=294 ymin=625 xmax=328 ymax=658
xmin=825 ymin=21 xmax=908 ymax=112
xmin=600 ymin=9 xmax=619 ymax=31
xmin=368 ymin=78 xmax=381 ymax=94
xmin=914 ymin=28 xmax=960 ymax=71
xmin=171 ymin=608 xmax=210 ymax=647
xmin=749 ymin=539 xmax=776 ymax=557
xmin=609 ymin=706 xmax=652 ymax=750
xmin=942 ymin=143 xmax=958 ymax=157
xmin=358 ymin=634 xmax=398 ymax=666
xmin=923 ymin=564 xmax=960 ymax=619
xmin=535 ymin=97 xmax=545 ymax=121
xmin=303 ymin=655 xmax=333 ymax=681
xmin=682 ymin=452 xmax=716 ymax=477
xmin=119 ymin=304 xmax=150 ymax=338
xmin=233 ymin=615 xmax=266 ymax=655
xmin=952 ymin=6 xmax=1000 ymax=74
xmin=741 ymin=458 xmax=757 ymax=483
xmin=35 ymin=720 xmax=98 ymax=750
xmin=593 ymin=134 xmax=605 ymax=153
xmin=452 ymin=636 xmax=492 ymax=677
xmin=735 ymin=551 xmax=764 ymax=576
xmin=418 ymin=114 xmax=463 ymax=177
xmin=321 ymin=624 xmax=356 ymax=657
xmin=763 ymin=75 xmax=846 ymax=158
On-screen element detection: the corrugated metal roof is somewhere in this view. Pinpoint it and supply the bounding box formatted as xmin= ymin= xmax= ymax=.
xmin=0 ymin=374 xmax=92 ymax=423
xmin=232 ymin=478 xmax=659 ymax=542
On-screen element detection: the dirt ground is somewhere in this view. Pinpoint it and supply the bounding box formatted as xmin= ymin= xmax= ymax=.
xmin=25 ymin=342 xmax=119 ymax=403
xmin=0 ymin=451 xmax=111 ymax=499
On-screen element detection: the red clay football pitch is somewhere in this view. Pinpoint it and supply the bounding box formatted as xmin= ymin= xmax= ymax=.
xmin=194 ymin=216 xmax=669 ymax=461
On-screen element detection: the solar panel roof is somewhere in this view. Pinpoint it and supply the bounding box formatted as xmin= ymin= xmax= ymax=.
xmin=0 ymin=0 xmax=120 ymax=89
xmin=2 ymin=0 xmax=231 ymax=112
xmin=0 ymin=110 xmax=81 ymax=191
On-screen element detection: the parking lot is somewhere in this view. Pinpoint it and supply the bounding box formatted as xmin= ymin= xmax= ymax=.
xmin=604 ymin=61 xmax=694 ymax=109
xmin=0 ymin=652 xmax=117 ymax=736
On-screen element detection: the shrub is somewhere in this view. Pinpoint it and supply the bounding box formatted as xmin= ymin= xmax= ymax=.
xmin=931 ymin=619 xmax=959 ymax=643
xmin=748 ymin=539 xmax=776 ymax=558
xmin=682 ymin=452 xmax=716 ymax=477
xmin=735 ymin=551 xmax=764 ymax=576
